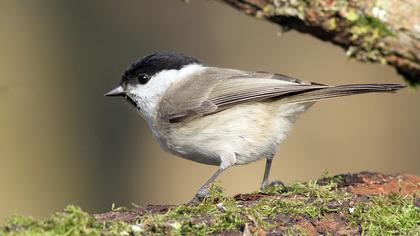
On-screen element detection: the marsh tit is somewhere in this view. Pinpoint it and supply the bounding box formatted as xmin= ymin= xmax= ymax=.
xmin=106 ymin=52 xmax=404 ymax=202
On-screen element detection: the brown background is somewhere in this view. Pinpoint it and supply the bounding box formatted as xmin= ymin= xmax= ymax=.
xmin=0 ymin=0 xmax=419 ymax=220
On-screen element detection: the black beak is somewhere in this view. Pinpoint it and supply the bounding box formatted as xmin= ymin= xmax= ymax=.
xmin=105 ymin=86 xmax=125 ymax=97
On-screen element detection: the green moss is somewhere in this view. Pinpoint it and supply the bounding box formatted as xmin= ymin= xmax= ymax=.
xmin=259 ymin=177 xmax=349 ymax=219
xmin=138 ymin=184 xmax=246 ymax=235
xmin=341 ymin=8 xmax=393 ymax=63
xmin=254 ymin=1 xmax=394 ymax=64
xmin=359 ymin=15 xmax=392 ymax=36
xmin=348 ymin=193 xmax=420 ymax=235
xmin=0 ymin=205 xmax=133 ymax=236
xmin=349 ymin=15 xmax=392 ymax=42
xmin=1 ymin=175 xmax=418 ymax=235
xmin=130 ymin=180 xmax=349 ymax=234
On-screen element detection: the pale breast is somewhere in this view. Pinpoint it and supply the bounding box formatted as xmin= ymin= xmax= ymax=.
xmin=156 ymin=101 xmax=313 ymax=166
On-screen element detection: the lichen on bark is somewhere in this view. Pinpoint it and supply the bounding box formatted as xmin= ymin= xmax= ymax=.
xmin=216 ymin=0 xmax=420 ymax=85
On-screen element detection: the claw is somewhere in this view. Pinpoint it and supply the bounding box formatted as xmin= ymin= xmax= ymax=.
xmin=260 ymin=180 xmax=285 ymax=191
xmin=188 ymin=187 xmax=209 ymax=205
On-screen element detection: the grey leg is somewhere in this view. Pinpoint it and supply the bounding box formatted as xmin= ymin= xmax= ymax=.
xmin=190 ymin=168 xmax=225 ymax=204
xmin=261 ymin=158 xmax=273 ymax=189
xmin=260 ymin=158 xmax=284 ymax=190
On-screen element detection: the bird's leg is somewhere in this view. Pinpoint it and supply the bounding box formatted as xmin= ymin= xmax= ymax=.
xmin=261 ymin=158 xmax=273 ymax=190
xmin=260 ymin=158 xmax=284 ymax=190
xmin=190 ymin=168 xmax=225 ymax=204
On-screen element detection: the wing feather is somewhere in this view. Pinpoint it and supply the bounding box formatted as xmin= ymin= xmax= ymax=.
xmin=158 ymin=67 xmax=327 ymax=123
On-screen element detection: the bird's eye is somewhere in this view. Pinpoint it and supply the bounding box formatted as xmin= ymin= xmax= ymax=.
xmin=137 ymin=74 xmax=150 ymax=84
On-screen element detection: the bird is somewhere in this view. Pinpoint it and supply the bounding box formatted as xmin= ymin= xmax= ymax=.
xmin=105 ymin=52 xmax=404 ymax=203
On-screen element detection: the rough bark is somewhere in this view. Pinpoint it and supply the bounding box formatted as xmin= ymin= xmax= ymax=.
xmin=94 ymin=172 xmax=420 ymax=235
xmin=1 ymin=172 xmax=418 ymax=235
xmin=215 ymin=0 xmax=420 ymax=85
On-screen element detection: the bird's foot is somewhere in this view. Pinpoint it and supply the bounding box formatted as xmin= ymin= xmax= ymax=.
xmin=188 ymin=187 xmax=209 ymax=205
xmin=260 ymin=180 xmax=285 ymax=191
xmin=188 ymin=185 xmax=223 ymax=205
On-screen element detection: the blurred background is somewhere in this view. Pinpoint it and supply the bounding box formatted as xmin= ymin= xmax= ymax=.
xmin=0 ymin=0 xmax=419 ymax=220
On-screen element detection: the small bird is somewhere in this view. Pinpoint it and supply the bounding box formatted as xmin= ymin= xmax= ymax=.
xmin=106 ymin=52 xmax=404 ymax=202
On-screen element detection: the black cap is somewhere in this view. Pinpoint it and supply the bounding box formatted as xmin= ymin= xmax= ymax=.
xmin=121 ymin=52 xmax=202 ymax=85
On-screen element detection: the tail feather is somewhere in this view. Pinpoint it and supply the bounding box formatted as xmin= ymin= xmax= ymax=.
xmin=282 ymin=84 xmax=405 ymax=104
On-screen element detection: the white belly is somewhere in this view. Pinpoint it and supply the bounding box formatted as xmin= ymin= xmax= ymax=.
xmin=156 ymin=101 xmax=313 ymax=166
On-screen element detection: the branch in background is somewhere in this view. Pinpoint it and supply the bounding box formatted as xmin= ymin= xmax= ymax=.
xmin=216 ymin=0 xmax=420 ymax=85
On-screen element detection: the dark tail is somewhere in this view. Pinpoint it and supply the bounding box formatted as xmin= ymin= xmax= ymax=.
xmin=283 ymin=84 xmax=405 ymax=104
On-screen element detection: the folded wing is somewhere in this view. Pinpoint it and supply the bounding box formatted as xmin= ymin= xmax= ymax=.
xmin=158 ymin=67 xmax=328 ymax=123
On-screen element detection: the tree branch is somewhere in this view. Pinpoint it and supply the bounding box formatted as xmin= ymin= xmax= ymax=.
xmin=2 ymin=172 xmax=419 ymax=235
xmin=215 ymin=0 xmax=420 ymax=85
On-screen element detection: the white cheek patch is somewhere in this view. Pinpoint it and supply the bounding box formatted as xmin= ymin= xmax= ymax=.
xmin=129 ymin=64 xmax=204 ymax=118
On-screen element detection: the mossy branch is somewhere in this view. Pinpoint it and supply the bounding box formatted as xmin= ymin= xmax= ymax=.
xmin=214 ymin=0 xmax=420 ymax=85
xmin=1 ymin=172 xmax=419 ymax=235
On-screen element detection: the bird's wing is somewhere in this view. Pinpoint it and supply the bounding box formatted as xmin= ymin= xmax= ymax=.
xmin=158 ymin=67 xmax=328 ymax=123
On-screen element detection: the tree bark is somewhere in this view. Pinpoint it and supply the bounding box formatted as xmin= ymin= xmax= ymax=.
xmin=93 ymin=172 xmax=420 ymax=235
xmin=2 ymin=172 xmax=418 ymax=235
xmin=215 ymin=0 xmax=420 ymax=85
